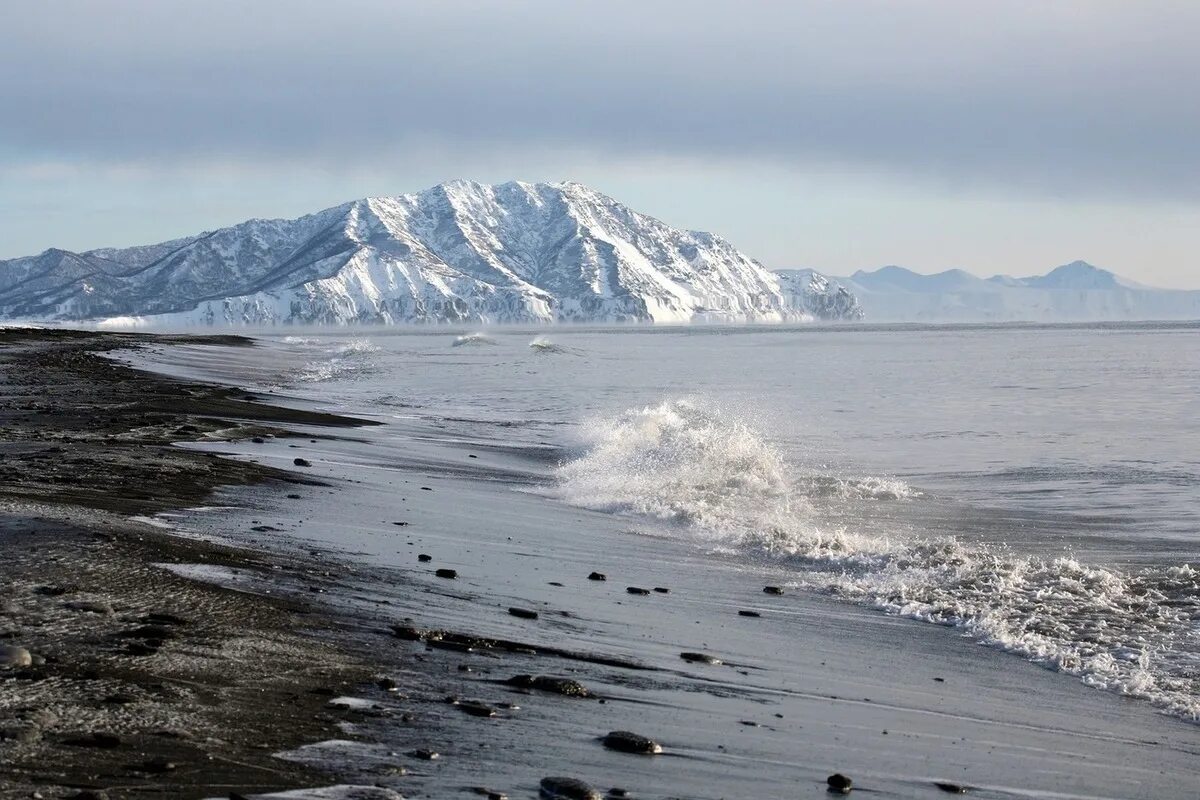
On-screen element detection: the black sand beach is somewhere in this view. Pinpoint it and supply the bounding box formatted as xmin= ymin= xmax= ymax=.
xmin=0 ymin=329 xmax=381 ymax=798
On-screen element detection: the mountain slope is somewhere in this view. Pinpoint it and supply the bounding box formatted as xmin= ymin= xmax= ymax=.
xmin=837 ymin=263 xmax=1200 ymax=322
xmin=0 ymin=181 xmax=861 ymax=326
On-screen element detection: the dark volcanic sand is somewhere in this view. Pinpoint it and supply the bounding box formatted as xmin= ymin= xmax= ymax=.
xmin=0 ymin=329 xmax=381 ymax=799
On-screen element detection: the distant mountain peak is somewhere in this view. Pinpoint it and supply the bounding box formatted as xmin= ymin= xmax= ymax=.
xmin=0 ymin=180 xmax=863 ymax=326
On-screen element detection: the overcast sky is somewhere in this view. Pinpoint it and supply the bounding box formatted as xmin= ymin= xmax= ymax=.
xmin=2 ymin=0 xmax=1197 ymax=287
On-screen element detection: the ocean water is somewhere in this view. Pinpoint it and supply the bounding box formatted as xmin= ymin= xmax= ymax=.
xmin=164 ymin=322 xmax=1200 ymax=725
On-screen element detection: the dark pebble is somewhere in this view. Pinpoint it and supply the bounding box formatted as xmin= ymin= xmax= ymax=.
xmin=587 ymin=572 xmax=607 ymax=581
xmin=142 ymin=757 xmax=177 ymax=773
xmin=827 ymin=773 xmax=853 ymax=794
xmin=738 ymin=610 xmax=761 ymax=617
xmin=680 ymin=651 xmax=722 ymax=665
xmin=934 ymin=782 xmax=969 ymax=794
xmin=506 ymin=674 xmax=591 ymax=697
xmin=455 ymin=700 xmax=497 ymax=718
xmin=435 ymin=568 xmax=457 ymax=579
xmin=251 ymin=437 xmax=265 ymax=443
xmin=652 ymin=587 xmax=670 ymax=594
xmin=408 ymin=748 xmax=439 ymax=760
xmin=625 ymin=587 xmax=650 ymax=596
xmin=293 ymin=458 xmax=311 ymax=467
xmin=763 ymin=585 xmax=784 ymax=595
xmin=508 ymin=607 xmax=539 ymax=620
xmin=418 ymin=554 xmax=433 ymax=562
xmin=471 ymin=789 xmax=507 ymax=800
xmin=602 ymin=730 xmax=662 ymax=754
xmin=539 ymin=777 xmax=602 ymax=800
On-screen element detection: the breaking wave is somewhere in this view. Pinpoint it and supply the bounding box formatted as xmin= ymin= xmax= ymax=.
xmin=529 ymin=335 xmax=569 ymax=354
xmin=452 ymin=332 xmax=497 ymax=347
xmin=296 ymin=338 xmax=381 ymax=383
xmin=556 ymin=399 xmax=1200 ymax=721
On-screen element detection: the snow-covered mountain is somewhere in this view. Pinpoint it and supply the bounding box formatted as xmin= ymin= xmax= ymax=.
xmin=0 ymin=181 xmax=860 ymax=326
xmin=835 ymin=261 xmax=1200 ymax=322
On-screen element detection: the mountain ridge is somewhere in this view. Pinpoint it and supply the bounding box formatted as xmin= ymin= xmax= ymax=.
xmin=0 ymin=180 xmax=861 ymax=326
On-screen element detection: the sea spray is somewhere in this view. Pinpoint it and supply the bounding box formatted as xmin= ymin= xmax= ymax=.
xmin=557 ymin=398 xmax=1200 ymax=721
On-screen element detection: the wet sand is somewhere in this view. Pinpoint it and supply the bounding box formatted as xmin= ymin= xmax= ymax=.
xmin=127 ymin=336 xmax=1200 ymax=800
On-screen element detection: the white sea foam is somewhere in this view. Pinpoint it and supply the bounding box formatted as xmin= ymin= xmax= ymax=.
xmin=296 ymin=338 xmax=381 ymax=383
xmin=557 ymin=399 xmax=1200 ymax=721
xmin=452 ymin=332 xmax=497 ymax=347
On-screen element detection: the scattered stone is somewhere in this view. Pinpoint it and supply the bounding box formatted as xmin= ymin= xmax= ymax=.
xmin=827 ymin=773 xmax=853 ymax=794
xmin=508 ymin=607 xmax=539 ymax=620
xmin=738 ymin=610 xmax=761 ymax=617
xmin=251 ymin=437 xmax=265 ymax=443
xmin=539 ymin=777 xmax=603 ymax=800
xmin=293 ymin=458 xmax=311 ymax=467
xmin=679 ymin=651 xmax=722 ymax=665
xmin=377 ymin=676 xmax=399 ymax=692
xmin=763 ymin=585 xmax=784 ymax=595
xmin=625 ymin=586 xmax=650 ymax=596
xmin=420 ymin=486 xmax=433 ymax=491
xmin=933 ymin=677 xmax=946 ymax=683
xmin=652 ymin=587 xmax=670 ymax=594
xmin=548 ymin=581 xmax=564 ymax=587
xmin=506 ymin=674 xmax=591 ymax=697
xmin=435 ymin=568 xmax=458 ymax=579
xmin=418 ymin=554 xmax=433 ymax=562
xmin=587 ymin=572 xmax=607 ymax=581
xmin=408 ymin=748 xmax=439 ymax=760
xmin=455 ymin=700 xmax=498 ymax=718
xmin=0 ymin=644 xmax=32 ymax=668
xmin=602 ymin=730 xmax=662 ymax=754
xmin=934 ymin=782 xmax=969 ymax=794
xmin=392 ymin=521 xmax=409 ymax=526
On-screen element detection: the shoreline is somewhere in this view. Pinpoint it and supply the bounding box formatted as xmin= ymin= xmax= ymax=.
xmin=0 ymin=329 xmax=385 ymax=799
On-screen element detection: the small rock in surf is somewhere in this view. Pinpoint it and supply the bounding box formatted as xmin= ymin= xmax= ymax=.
xmin=418 ymin=554 xmax=432 ymax=562
xmin=509 ymin=607 xmax=539 ymax=620
xmin=933 ymin=782 xmax=969 ymax=794
xmin=408 ymin=748 xmax=440 ymax=760
xmin=506 ymin=674 xmax=591 ymax=697
xmin=827 ymin=773 xmax=853 ymax=794
xmin=587 ymin=572 xmax=607 ymax=581
xmin=293 ymin=457 xmax=311 ymax=467
xmin=763 ymin=585 xmax=784 ymax=595
xmin=680 ymin=651 xmax=722 ymax=665
xmin=602 ymin=730 xmax=662 ymax=754
xmin=435 ymin=568 xmax=458 ymax=579
xmin=539 ymin=777 xmax=602 ymax=800
xmin=626 ymin=586 xmax=650 ymax=595
xmin=738 ymin=610 xmax=761 ymax=617
xmin=652 ymin=587 xmax=670 ymax=594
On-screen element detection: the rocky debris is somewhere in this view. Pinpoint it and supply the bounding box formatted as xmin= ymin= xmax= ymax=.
xmin=601 ymin=730 xmax=662 ymax=754
xmin=506 ymin=674 xmax=591 ymax=697
xmin=452 ymin=700 xmax=498 ymax=718
xmin=827 ymin=773 xmax=853 ymax=794
xmin=508 ymin=607 xmax=539 ymax=620
xmin=435 ymin=568 xmax=458 ymax=579
xmin=0 ymin=644 xmax=33 ymax=668
xmin=680 ymin=651 xmax=722 ymax=665
xmin=763 ymin=585 xmax=784 ymax=595
xmin=539 ymin=776 xmax=603 ymax=800
xmin=418 ymin=553 xmax=433 ymax=562
xmin=934 ymin=782 xmax=969 ymax=793
xmin=408 ymin=748 xmax=440 ymax=760
xmin=738 ymin=610 xmax=761 ymax=617
xmin=625 ymin=586 xmax=650 ymax=596
xmin=587 ymin=572 xmax=607 ymax=581
xmin=652 ymin=587 xmax=670 ymax=594
xmin=389 ymin=624 xmax=652 ymax=670
xmin=293 ymin=457 xmax=312 ymax=467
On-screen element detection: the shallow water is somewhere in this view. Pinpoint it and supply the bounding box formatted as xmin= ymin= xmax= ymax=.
xmin=123 ymin=322 xmax=1200 ymax=799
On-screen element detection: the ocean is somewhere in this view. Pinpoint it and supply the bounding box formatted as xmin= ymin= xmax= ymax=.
xmin=128 ymin=321 xmax=1200 ymax=799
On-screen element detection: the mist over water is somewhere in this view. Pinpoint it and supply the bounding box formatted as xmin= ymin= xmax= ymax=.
xmin=251 ymin=322 xmax=1200 ymax=721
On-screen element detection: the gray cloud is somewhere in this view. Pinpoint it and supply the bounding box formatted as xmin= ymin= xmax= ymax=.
xmin=2 ymin=0 xmax=1199 ymax=200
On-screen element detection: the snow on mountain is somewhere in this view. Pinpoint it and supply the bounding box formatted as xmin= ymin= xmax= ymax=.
xmin=837 ymin=262 xmax=1200 ymax=322
xmin=0 ymin=181 xmax=861 ymax=327
xmin=773 ymin=269 xmax=863 ymax=321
